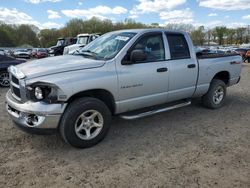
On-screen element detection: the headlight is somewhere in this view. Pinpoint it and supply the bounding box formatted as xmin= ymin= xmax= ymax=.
xmin=34 ymin=87 xmax=43 ymax=100
xmin=27 ymin=82 xmax=64 ymax=103
xmin=28 ymin=85 xmax=52 ymax=101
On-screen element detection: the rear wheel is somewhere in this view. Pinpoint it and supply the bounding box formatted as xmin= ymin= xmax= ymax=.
xmin=59 ymin=97 xmax=111 ymax=148
xmin=202 ymin=79 xmax=226 ymax=109
xmin=0 ymin=71 xmax=10 ymax=87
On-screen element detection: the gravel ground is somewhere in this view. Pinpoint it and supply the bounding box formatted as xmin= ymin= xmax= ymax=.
xmin=0 ymin=64 xmax=249 ymax=188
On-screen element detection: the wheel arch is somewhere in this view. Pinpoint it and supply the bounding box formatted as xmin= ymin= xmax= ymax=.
xmin=66 ymin=89 xmax=116 ymax=115
xmin=211 ymin=71 xmax=230 ymax=85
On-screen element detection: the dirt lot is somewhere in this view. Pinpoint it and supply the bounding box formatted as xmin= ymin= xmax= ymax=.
xmin=0 ymin=65 xmax=249 ymax=188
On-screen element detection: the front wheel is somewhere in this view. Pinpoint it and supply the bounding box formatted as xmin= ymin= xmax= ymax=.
xmin=59 ymin=97 xmax=111 ymax=148
xmin=202 ymin=79 xmax=227 ymax=109
xmin=0 ymin=71 xmax=10 ymax=87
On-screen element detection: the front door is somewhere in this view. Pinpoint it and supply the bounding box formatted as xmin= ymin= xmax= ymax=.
xmin=116 ymin=32 xmax=169 ymax=113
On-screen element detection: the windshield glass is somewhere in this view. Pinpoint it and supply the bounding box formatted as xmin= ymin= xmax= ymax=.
xmin=75 ymin=32 xmax=137 ymax=60
xmin=77 ymin=36 xmax=89 ymax=45
xmin=18 ymin=49 xmax=28 ymax=52
xmin=38 ymin=48 xmax=47 ymax=52
xmin=56 ymin=39 xmax=64 ymax=46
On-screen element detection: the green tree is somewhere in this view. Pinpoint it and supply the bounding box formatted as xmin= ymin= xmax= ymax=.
xmin=215 ymin=26 xmax=227 ymax=45
xmin=235 ymin=27 xmax=246 ymax=44
xmin=39 ymin=29 xmax=60 ymax=47
xmin=16 ymin=24 xmax=39 ymax=47
xmin=190 ymin=26 xmax=205 ymax=45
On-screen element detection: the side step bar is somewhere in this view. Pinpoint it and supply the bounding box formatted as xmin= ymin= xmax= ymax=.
xmin=120 ymin=101 xmax=191 ymax=120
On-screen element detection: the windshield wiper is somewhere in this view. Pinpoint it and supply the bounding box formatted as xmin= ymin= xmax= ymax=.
xmin=74 ymin=50 xmax=98 ymax=59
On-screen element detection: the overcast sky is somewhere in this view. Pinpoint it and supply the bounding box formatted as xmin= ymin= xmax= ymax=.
xmin=1 ymin=0 xmax=250 ymax=29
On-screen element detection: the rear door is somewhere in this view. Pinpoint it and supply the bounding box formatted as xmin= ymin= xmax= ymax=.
xmin=165 ymin=33 xmax=198 ymax=102
xmin=116 ymin=32 xmax=170 ymax=112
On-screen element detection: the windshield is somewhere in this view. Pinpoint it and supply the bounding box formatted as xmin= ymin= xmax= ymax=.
xmin=77 ymin=36 xmax=89 ymax=45
xmin=56 ymin=39 xmax=64 ymax=46
xmin=38 ymin=48 xmax=47 ymax=52
xmin=18 ymin=49 xmax=28 ymax=52
xmin=75 ymin=32 xmax=137 ymax=60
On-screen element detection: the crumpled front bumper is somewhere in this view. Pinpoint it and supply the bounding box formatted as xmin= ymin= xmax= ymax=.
xmin=5 ymin=90 xmax=67 ymax=133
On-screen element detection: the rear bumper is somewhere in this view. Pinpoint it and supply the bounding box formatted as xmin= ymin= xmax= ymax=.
xmin=5 ymin=90 xmax=67 ymax=133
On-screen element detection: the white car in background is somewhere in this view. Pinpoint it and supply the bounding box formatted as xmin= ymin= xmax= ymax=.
xmin=13 ymin=49 xmax=30 ymax=59
xmin=63 ymin=33 xmax=100 ymax=55
xmin=0 ymin=49 xmax=5 ymax=55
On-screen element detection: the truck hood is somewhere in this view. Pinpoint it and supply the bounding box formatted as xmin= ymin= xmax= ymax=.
xmin=66 ymin=44 xmax=85 ymax=54
xmin=16 ymin=55 xmax=105 ymax=79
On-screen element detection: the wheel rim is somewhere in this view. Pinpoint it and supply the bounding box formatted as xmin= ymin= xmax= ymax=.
xmin=0 ymin=72 xmax=10 ymax=87
xmin=213 ymin=86 xmax=224 ymax=105
xmin=74 ymin=110 xmax=104 ymax=140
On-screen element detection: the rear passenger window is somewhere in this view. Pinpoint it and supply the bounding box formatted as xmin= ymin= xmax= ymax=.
xmin=166 ymin=33 xmax=190 ymax=59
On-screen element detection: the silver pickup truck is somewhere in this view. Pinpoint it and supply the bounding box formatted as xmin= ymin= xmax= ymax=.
xmin=6 ymin=29 xmax=242 ymax=148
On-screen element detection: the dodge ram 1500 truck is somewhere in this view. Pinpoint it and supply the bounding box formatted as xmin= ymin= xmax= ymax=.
xmin=6 ymin=29 xmax=242 ymax=148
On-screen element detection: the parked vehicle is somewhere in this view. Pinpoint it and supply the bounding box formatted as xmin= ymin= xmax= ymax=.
xmin=36 ymin=48 xmax=48 ymax=59
xmin=13 ymin=49 xmax=30 ymax=59
xmin=31 ymin=48 xmax=48 ymax=59
xmin=63 ymin=33 xmax=100 ymax=55
xmin=6 ymin=29 xmax=242 ymax=148
xmin=0 ymin=49 xmax=5 ymax=55
xmin=31 ymin=48 xmax=38 ymax=58
xmin=26 ymin=48 xmax=32 ymax=56
xmin=245 ymin=49 xmax=250 ymax=63
xmin=235 ymin=48 xmax=248 ymax=62
xmin=0 ymin=54 xmax=26 ymax=87
xmin=5 ymin=49 xmax=13 ymax=56
xmin=49 ymin=37 xmax=77 ymax=56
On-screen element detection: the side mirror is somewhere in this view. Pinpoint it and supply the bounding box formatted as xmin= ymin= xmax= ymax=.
xmin=130 ymin=50 xmax=147 ymax=63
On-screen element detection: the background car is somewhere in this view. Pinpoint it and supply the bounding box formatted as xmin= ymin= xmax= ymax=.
xmin=13 ymin=49 xmax=30 ymax=59
xmin=0 ymin=49 xmax=5 ymax=55
xmin=63 ymin=33 xmax=100 ymax=55
xmin=0 ymin=54 xmax=26 ymax=87
xmin=235 ymin=48 xmax=248 ymax=62
xmin=35 ymin=48 xmax=48 ymax=59
xmin=31 ymin=48 xmax=38 ymax=58
xmin=49 ymin=37 xmax=77 ymax=56
xmin=245 ymin=49 xmax=250 ymax=63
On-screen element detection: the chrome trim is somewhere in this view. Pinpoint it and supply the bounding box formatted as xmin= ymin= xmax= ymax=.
xmin=19 ymin=79 xmax=27 ymax=102
xmin=11 ymin=91 xmax=21 ymax=101
xmin=10 ymin=81 xmax=20 ymax=88
xmin=6 ymin=90 xmax=67 ymax=115
xmin=6 ymin=104 xmax=60 ymax=129
xmin=120 ymin=101 xmax=191 ymax=120
xmin=6 ymin=90 xmax=67 ymax=129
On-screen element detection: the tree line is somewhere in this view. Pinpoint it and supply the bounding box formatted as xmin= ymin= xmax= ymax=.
xmin=0 ymin=17 xmax=250 ymax=48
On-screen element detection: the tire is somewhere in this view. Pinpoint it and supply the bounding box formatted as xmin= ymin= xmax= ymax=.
xmin=202 ymin=79 xmax=227 ymax=109
xmin=0 ymin=71 xmax=10 ymax=87
xmin=59 ymin=97 xmax=111 ymax=148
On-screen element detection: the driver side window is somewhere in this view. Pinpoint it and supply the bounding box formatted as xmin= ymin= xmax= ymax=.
xmin=130 ymin=33 xmax=165 ymax=63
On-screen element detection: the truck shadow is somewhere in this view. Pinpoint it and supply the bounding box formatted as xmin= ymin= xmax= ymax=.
xmin=27 ymin=92 xmax=249 ymax=164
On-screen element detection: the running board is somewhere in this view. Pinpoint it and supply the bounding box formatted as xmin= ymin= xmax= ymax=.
xmin=120 ymin=101 xmax=191 ymax=120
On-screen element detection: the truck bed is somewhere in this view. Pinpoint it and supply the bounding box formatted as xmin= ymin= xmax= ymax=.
xmin=196 ymin=52 xmax=241 ymax=59
xmin=193 ymin=53 xmax=242 ymax=97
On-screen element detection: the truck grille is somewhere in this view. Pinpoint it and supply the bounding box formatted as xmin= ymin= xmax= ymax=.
xmin=10 ymin=74 xmax=21 ymax=101
xmin=12 ymin=75 xmax=19 ymax=85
